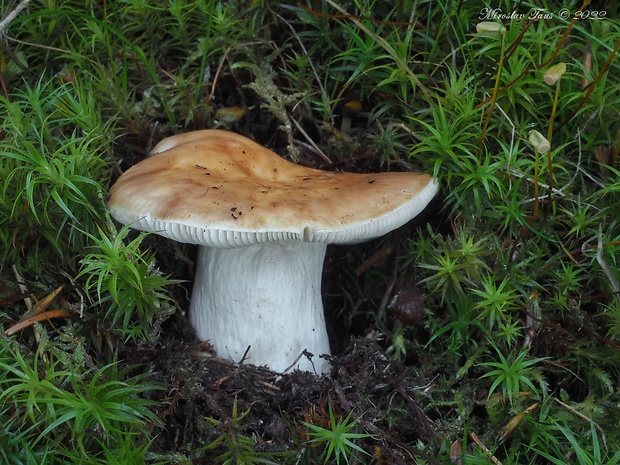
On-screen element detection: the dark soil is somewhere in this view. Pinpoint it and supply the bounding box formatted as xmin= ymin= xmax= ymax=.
xmin=124 ymin=311 xmax=444 ymax=463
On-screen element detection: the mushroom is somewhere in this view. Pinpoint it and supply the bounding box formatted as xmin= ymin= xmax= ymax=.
xmin=107 ymin=129 xmax=438 ymax=374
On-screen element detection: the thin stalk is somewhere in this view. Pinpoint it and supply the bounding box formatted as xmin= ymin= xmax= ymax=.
xmin=545 ymin=79 xmax=562 ymax=207
xmin=510 ymin=147 xmax=540 ymax=261
xmin=479 ymin=30 xmax=506 ymax=155
xmin=556 ymin=35 xmax=620 ymax=130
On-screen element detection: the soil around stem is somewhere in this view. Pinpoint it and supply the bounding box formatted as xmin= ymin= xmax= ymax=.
xmin=123 ymin=322 xmax=440 ymax=462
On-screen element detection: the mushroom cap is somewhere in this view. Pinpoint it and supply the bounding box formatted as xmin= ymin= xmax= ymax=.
xmin=107 ymin=129 xmax=438 ymax=248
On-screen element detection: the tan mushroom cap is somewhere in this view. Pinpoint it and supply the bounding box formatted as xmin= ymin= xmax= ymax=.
xmin=107 ymin=129 xmax=438 ymax=248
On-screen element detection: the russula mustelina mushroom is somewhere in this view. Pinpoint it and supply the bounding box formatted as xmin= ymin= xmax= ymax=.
xmin=107 ymin=129 xmax=438 ymax=374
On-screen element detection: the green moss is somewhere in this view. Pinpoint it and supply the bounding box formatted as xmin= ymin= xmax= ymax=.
xmin=1 ymin=0 xmax=619 ymax=462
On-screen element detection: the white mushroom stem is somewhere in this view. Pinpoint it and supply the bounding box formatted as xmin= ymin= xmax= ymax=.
xmin=189 ymin=241 xmax=331 ymax=374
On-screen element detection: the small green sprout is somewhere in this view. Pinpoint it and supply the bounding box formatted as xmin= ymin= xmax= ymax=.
xmin=303 ymin=405 xmax=373 ymax=465
xmin=480 ymin=344 xmax=547 ymax=406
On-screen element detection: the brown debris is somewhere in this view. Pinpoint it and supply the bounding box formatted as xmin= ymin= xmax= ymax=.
xmin=125 ymin=332 xmax=439 ymax=461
